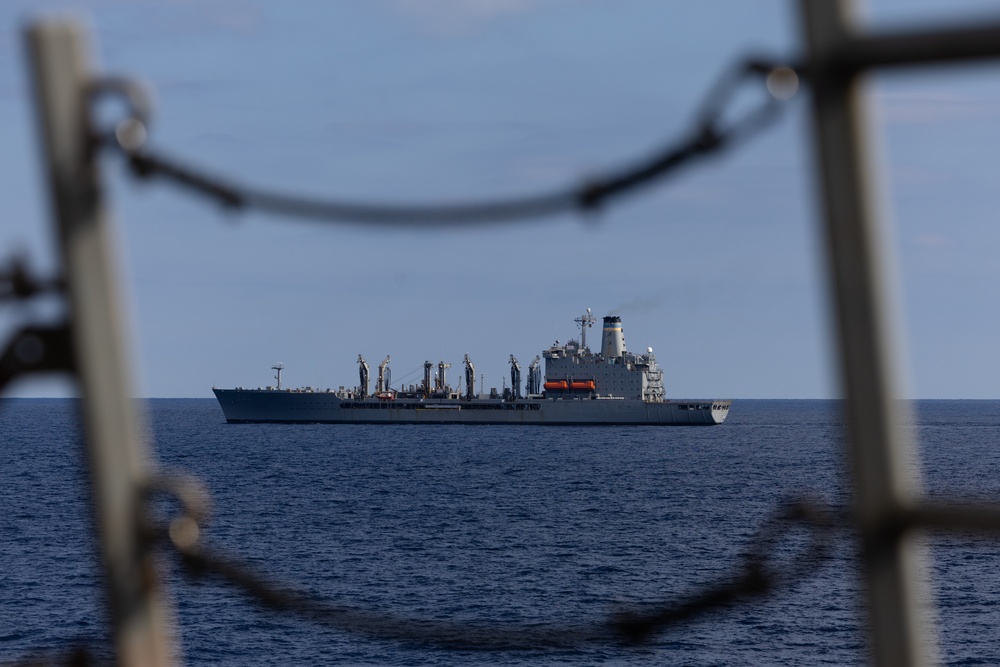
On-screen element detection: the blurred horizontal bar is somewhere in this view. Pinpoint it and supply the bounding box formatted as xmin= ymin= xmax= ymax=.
xmin=900 ymin=502 xmax=1000 ymax=533
xmin=812 ymin=23 xmax=1000 ymax=76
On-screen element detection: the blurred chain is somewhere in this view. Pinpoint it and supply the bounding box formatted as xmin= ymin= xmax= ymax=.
xmin=147 ymin=482 xmax=837 ymax=650
xmin=0 ymin=255 xmax=72 ymax=395
xmin=91 ymin=58 xmax=801 ymax=227
xmin=0 ymin=647 xmax=96 ymax=667
xmin=0 ymin=255 xmax=63 ymax=304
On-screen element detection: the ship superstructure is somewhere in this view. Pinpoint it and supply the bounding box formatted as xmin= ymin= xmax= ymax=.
xmin=542 ymin=313 xmax=666 ymax=403
xmin=213 ymin=310 xmax=731 ymax=425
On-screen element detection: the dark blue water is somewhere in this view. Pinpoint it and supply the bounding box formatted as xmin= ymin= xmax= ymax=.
xmin=2 ymin=399 xmax=999 ymax=665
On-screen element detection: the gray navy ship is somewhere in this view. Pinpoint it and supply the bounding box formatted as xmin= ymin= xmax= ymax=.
xmin=213 ymin=311 xmax=731 ymax=425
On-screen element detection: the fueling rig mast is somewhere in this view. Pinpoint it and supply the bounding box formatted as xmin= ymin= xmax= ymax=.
xmin=573 ymin=308 xmax=596 ymax=351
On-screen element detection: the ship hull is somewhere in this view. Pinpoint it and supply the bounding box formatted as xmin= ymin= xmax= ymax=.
xmin=213 ymin=389 xmax=731 ymax=425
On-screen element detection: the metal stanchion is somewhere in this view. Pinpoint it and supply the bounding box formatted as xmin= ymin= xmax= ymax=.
xmin=799 ymin=1 xmax=935 ymax=664
xmin=26 ymin=19 xmax=176 ymax=667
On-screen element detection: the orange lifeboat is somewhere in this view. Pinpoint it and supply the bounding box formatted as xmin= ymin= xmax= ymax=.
xmin=543 ymin=380 xmax=569 ymax=391
xmin=570 ymin=380 xmax=596 ymax=391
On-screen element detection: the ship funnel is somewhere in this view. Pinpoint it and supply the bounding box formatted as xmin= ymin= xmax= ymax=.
xmin=601 ymin=316 xmax=626 ymax=358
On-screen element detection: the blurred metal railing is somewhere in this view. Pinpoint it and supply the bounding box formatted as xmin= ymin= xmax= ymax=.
xmin=6 ymin=1 xmax=1000 ymax=665
xmin=800 ymin=2 xmax=1000 ymax=664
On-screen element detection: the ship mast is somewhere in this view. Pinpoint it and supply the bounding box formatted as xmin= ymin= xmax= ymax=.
xmin=271 ymin=363 xmax=284 ymax=390
xmin=574 ymin=308 xmax=596 ymax=351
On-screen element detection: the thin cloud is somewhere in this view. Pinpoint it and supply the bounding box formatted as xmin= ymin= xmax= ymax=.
xmin=889 ymin=165 xmax=951 ymax=188
xmin=389 ymin=0 xmax=536 ymax=35
xmin=909 ymin=233 xmax=951 ymax=249
xmin=876 ymin=90 xmax=1000 ymax=125
xmin=148 ymin=0 xmax=264 ymax=36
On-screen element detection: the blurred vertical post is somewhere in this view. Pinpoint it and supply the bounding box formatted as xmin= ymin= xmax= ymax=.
xmin=26 ymin=19 xmax=176 ymax=667
xmin=799 ymin=1 xmax=936 ymax=666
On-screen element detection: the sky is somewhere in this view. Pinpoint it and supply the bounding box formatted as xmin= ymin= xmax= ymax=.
xmin=2 ymin=0 xmax=1000 ymax=399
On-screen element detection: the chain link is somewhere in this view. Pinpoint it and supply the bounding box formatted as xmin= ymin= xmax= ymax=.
xmin=0 ymin=256 xmax=63 ymax=304
xmin=146 ymin=486 xmax=837 ymax=650
xmin=94 ymin=57 xmax=800 ymax=227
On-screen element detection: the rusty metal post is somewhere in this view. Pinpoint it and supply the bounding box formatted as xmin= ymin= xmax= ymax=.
xmin=799 ymin=1 xmax=937 ymax=665
xmin=26 ymin=18 xmax=176 ymax=667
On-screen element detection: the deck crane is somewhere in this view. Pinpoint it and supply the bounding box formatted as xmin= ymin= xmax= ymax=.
xmin=422 ymin=361 xmax=433 ymax=397
xmin=435 ymin=361 xmax=451 ymax=393
xmin=357 ymin=355 xmax=369 ymax=398
xmin=527 ymin=355 xmax=542 ymax=395
xmin=464 ymin=353 xmax=476 ymax=400
xmin=376 ymin=355 xmax=391 ymax=394
xmin=509 ymin=355 xmax=522 ymax=399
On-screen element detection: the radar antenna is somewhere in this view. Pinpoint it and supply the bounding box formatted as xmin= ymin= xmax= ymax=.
xmin=271 ymin=363 xmax=284 ymax=390
xmin=574 ymin=308 xmax=596 ymax=351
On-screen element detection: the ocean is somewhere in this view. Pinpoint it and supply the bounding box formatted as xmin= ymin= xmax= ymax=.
xmin=2 ymin=399 xmax=999 ymax=665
